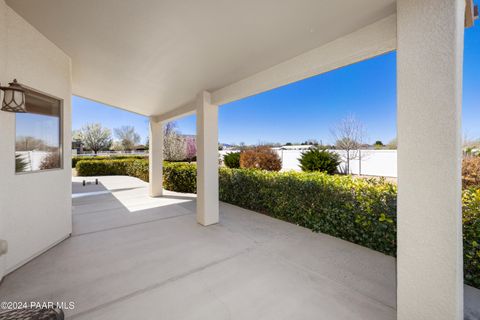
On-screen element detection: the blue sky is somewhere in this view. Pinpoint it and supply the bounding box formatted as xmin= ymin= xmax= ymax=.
xmin=73 ymin=20 xmax=480 ymax=146
xmin=72 ymin=96 xmax=150 ymax=144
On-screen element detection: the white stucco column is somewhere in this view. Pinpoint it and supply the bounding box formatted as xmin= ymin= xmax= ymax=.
xmin=397 ymin=1 xmax=464 ymax=319
xmin=196 ymin=91 xmax=219 ymax=226
xmin=149 ymin=117 xmax=163 ymax=197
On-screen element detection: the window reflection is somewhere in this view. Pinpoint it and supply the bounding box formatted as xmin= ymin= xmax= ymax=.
xmin=15 ymin=91 xmax=62 ymax=173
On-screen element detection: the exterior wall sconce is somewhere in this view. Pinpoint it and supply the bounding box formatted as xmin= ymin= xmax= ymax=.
xmin=0 ymin=79 xmax=27 ymax=113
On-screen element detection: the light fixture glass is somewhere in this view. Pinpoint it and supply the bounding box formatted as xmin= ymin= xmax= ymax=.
xmin=1 ymin=79 xmax=27 ymax=113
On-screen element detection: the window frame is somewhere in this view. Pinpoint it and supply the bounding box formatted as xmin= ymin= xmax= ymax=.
xmin=14 ymin=86 xmax=64 ymax=175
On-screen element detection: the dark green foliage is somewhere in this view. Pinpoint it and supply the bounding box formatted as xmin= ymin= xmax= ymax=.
xmin=223 ymin=152 xmax=241 ymax=168
xmin=126 ymin=159 xmax=149 ymax=182
xmin=72 ymin=155 xmax=147 ymax=168
xmin=163 ymin=162 xmax=197 ymax=193
xmin=462 ymin=188 xmax=480 ymax=288
xmin=298 ymin=148 xmax=340 ymax=174
xmin=76 ymin=159 xmax=136 ymax=176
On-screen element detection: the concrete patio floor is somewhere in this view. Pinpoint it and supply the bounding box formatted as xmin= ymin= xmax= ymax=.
xmin=0 ymin=176 xmax=479 ymax=319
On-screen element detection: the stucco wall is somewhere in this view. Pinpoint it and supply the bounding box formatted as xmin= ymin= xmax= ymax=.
xmin=0 ymin=0 xmax=72 ymax=279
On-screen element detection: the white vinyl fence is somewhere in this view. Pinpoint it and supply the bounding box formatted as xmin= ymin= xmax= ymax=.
xmin=220 ymin=149 xmax=398 ymax=178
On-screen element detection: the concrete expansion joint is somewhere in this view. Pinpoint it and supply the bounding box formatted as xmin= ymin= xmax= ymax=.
xmin=71 ymin=212 xmax=193 ymax=238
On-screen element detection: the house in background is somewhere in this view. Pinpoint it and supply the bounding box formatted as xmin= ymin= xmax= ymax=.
xmin=0 ymin=0 xmax=477 ymax=318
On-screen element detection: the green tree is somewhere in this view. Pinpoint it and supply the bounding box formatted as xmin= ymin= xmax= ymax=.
xmin=224 ymin=152 xmax=240 ymax=168
xmin=374 ymin=140 xmax=384 ymax=149
xmin=298 ymin=147 xmax=340 ymax=174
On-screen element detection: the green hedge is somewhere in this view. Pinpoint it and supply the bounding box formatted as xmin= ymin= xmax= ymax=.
xmin=462 ymin=188 xmax=480 ymax=288
xmin=163 ymin=162 xmax=197 ymax=193
xmin=76 ymin=159 xmax=137 ymax=176
xmin=74 ymin=159 xmax=480 ymax=288
xmin=126 ymin=159 xmax=149 ymax=182
xmin=72 ymin=155 xmax=147 ymax=168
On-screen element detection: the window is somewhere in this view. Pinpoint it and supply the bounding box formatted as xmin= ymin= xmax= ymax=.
xmin=15 ymin=89 xmax=62 ymax=173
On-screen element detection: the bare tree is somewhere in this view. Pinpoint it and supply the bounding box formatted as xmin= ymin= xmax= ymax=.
xmin=15 ymin=136 xmax=47 ymax=151
xmin=78 ymin=123 xmax=112 ymax=154
xmin=114 ymin=125 xmax=141 ymax=151
xmin=163 ymin=121 xmax=186 ymax=161
xmin=330 ymin=114 xmax=366 ymax=174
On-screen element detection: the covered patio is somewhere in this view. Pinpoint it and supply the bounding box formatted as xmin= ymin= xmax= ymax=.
xmin=0 ymin=0 xmax=478 ymax=318
xmin=1 ymin=176 xmax=397 ymax=319
xmin=0 ymin=176 xmax=478 ymax=319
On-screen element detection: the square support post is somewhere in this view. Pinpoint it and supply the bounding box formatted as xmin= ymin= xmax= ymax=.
xmin=149 ymin=117 xmax=163 ymax=197
xmin=196 ymin=91 xmax=219 ymax=226
xmin=397 ymin=0 xmax=464 ymax=319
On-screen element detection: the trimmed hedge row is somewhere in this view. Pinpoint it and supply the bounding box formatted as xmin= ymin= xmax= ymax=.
xmin=462 ymin=188 xmax=480 ymax=288
xmin=74 ymin=159 xmax=480 ymax=288
xmin=76 ymin=159 xmax=137 ymax=176
xmin=72 ymin=155 xmax=147 ymax=168
xmin=163 ymin=162 xmax=197 ymax=193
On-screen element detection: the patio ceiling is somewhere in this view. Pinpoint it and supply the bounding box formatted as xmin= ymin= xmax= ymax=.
xmin=6 ymin=0 xmax=395 ymax=116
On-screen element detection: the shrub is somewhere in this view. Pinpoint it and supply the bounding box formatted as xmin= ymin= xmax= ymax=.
xmin=163 ymin=162 xmax=197 ymax=193
xmin=462 ymin=188 xmax=480 ymax=288
xmin=72 ymin=155 xmax=147 ymax=168
xmin=76 ymin=159 xmax=136 ymax=176
xmin=298 ymin=147 xmax=340 ymax=174
xmin=463 ymin=156 xmax=480 ymax=188
xmin=223 ymin=152 xmax=241 ymax=168
xmin=126 ymin=159 xmax=149 ymax=182
xmin=240 ymin=147 xmax=282 ymax=171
